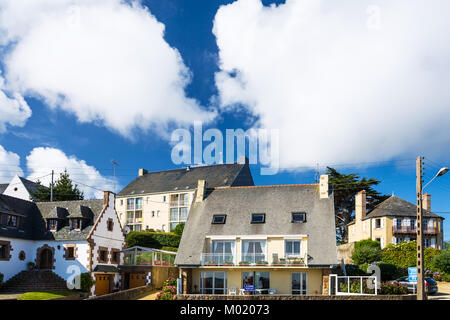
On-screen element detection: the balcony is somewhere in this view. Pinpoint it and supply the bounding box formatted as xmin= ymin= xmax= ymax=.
xmin=200 ymin=253 xmax=307 ymax=267
xmin=392 ymin=226 xmax=416 ymax=234
xmin=121 ymin=246 xmax=176 ymax=267
xmin=424 ymin=227 xmax=438 ymax=235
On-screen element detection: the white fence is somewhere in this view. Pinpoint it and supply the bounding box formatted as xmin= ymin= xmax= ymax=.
xmin=329 ymin=275 xmax=378 ymax=295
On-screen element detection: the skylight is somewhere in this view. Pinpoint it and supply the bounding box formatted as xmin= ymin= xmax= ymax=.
xmin=292 ymin=212 xmax=306 ymax=223
xmin=251 ymin=213 xmax=265 ymax=224
xmin=212 ymin=214 xmax=226 ymax=224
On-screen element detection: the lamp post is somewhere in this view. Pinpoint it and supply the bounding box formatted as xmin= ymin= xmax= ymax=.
xmin=416 ymin=156 xmax=448 ymax=300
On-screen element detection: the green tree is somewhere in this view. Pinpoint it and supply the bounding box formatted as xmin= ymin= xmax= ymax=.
xmin=31 ymin=169 xmax=84 ymax=201
xmin=431 ymin=250 xmax=450 ymax=274
xmin=326 ymin=167 xmax=388 ymax=244
xmin=351 ymin=239 xmax=382 ymax=265
xmin=173 ymin=222 xmax=185 ymax=236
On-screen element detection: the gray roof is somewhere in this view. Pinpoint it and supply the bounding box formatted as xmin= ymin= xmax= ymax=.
xmin=0 ymin=194 xmax=103 ymax=241
xmin=19 ymin=177 xmax=42 ymax=195
xmin=175 ymin=184 xmax=338 ymax=267
xmin=351 ymin=195 xmax=443 ymax=223
xmin=0 ymin=184 xmax=8 ymax=194
xmin=117 ymin=163 xmax=254 ymax=196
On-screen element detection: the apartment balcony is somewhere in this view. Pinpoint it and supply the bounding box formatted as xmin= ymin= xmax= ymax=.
xmin=424 ymin=227 xmax=439 ymax=235
xmin=170 ymin=200 xmax=188 ymax=207
xmin=392 ymin=226 xmax=416 ymax=234
xmin=200 ymin=253 xmax=307 ymax=267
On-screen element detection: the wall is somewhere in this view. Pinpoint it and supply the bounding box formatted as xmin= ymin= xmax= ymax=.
xmin=190 ymin=267 xmax=326 ymax=295
xmin=337 ymin=242 xmax=354 ymax=264
xmin=175 ymin=294 xmax=416 ymax=300
xmin=87 ymin=284 xmax=155 ymax=300
xmin=151 ymin=266 xmax=179 ymax=289
xmin=2 ymin=175 xmax=30 ymax=201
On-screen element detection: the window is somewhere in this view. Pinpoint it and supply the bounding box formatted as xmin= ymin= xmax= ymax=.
xmin=136 ymin=198 xmax=143 ymax=210
xmin=200 ymin=271 xmax=227 ymax=294
xmin=0 ymin=241 xmax=11 ymax=261
xmin=107 ymin=218 xmax=114 ymax=231
xmin=163 ymin=196 xmax=166 ymax=202
xmin=120 ymin=199 xmax=123 ymax=206
xmin=157 ymin=211 xmax=160 ymax=217
xmin=98 ymin=248 xmax=108 ymax=263
xmin=242 ymin=272 xmax=270 ymax=292
xmin=241 ymin=240 xmax=266 ymax=263
xmin=111 ymin=249 xmax=120 ymax=264
xmin=47 ymin=219 xmax=58 ymax=231
xmin=424 ymin=238 xmax=431 ymax=248
xmin=152 ymin=211 xmax=155 ymax=217
xmin=211 ymin=241 xmax=234 ymax=264
xmin=291 ymin=212 xmax=306 ymax=223
xmin=70 ymin=218 xmax=81 ymax=230
xmin=292 ymin=272 xmax=307 ymax=295
xmin=251 ymin=213 xmax=265 ymax=224
xmin=64 ymin=246 xmax=75 ymax=260
xmin=127 ymin=198 xmax=135 ymax=210
xmin=375 ymin=219 xmax=381 ymax=228
xmin=212 ymin=215 xmax=227 ymax=224
xmin=126 ymin=198 xmax=143 ymax=231
xmin=6 ymin=215 xmax=19 ymax=228
xmin=285 ymin=240 xmax=301 ymax=257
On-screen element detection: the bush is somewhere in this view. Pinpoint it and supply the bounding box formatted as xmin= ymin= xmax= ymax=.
xmin=173 ymin=223 xmax=184 ymax=236
xmin=80 ymin=273 xmax=95 ymax=293
xmin=126 ymin=231 xmax=181 ymax=249
xmin=379 ymin=282 xmax=409 ymax=295
xmin=163 ymin=277 xmax=177 ymax=288
xmin=156 ymin=277 xmax=178 ymax=300
xmin=161 ymin=246 xmax=178 ymax=252
xmin=381 ymin=241 xmax=439 ymax=270
xmin=376 ymin=262 xmax=402 ymax=281
xmin=352 ymin=239 xmax=382 ymax=265
xmin=339 ymin=278 xmax=375 ymax=294
xmin=344 ymin=264 xmax=368 ymax=276
xmin=431 ymin=250 xmax=450 ymax=274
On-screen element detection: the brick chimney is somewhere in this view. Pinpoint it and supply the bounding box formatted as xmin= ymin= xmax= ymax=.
xmin=103 ymin=190 xmax=115 ymax=206
xmin=138 ymin=168 xmax=148 ymax=176
xmin=355 ymin=190 xmax=367 ymax=221
xmin=319 ymin=175 xmax=329 ymax=199
xmin=195 ymin=180 xmax=207 ymax=203
xmin=423 ymin=193 xmax=431 ymax=212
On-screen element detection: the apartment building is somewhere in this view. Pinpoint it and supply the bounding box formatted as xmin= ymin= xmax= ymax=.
xmin=175 ymin=175 xmax=338 ymax=295
xmin=347 ymin=191 xmax=444 ymax=249
xmin=115 ymin=160 xmax=254 ymax=232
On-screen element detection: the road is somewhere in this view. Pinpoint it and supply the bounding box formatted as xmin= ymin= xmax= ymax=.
xmin=429 ymin=282 xmax=450 ymax=300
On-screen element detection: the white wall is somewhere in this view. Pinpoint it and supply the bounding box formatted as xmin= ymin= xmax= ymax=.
xmin=2 ymin=175 xmax=31 ymax=201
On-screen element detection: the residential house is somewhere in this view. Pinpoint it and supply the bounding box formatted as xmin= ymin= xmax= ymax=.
xmin=175 ymin=175 xmax=338 ymax=295
xmin=347 ymin=191 xmax=444 ymax=249
xmin=0 ymin=191 xmax=125 ymax=296
xmin=115 ymin=159 xmax=254 ymax=232
xmin=1 ymin=174 xmax=45 ymax=201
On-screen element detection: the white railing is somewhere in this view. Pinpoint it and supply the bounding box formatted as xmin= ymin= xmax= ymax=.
xmin=201 ymin=253 xmax=236 ymax=266
xmin=329 ymin=275 xmax=378 ymax=296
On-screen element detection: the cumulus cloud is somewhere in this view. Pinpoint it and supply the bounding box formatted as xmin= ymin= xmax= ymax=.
xmin=0 ymin=75 xmax=31 ymax=132
xmin=213 ymin=0 xmax=450 ymax=169
xmin=0 ymin=0 xmax=215 ymax=137
xmin=26 ymin=147 xmax=117 ymax=199
xmin=0 ymin=145 xmax=23 ymax=182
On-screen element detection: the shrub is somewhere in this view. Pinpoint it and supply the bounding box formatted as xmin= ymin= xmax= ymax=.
xmin=80 ymin=273 xmax=95 ymax=292
xmin=161 ymin=246 xmax=178 ymax=252
xmin=431 ymin=250 xmax=450 ymax=274
xmin=344 ymin=264 xmax=368 ymax=276
xmin=352 ymin=242 xmax=382 ymax=265
xmin=381 ymin=241 xmax=439 ymax=270
xmin=173 ymin=223 xmax=185 ymax=236
xmin=126 ymin=231 xmax=181 ymax=249
xmin=163 ymin=277 xmax=177 ymax=288
xmin=339 ymin=278 xmax=375 ymax=294
xmin=376 ymin=262 xmax=401 ymax=281
xmin=379 ymin=282 xmax=408 ymax=295
xmin=156 ymin=277 xmax=177 ymax=300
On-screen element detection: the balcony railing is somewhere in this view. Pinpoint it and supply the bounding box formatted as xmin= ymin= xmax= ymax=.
xmin=424 ymin=227 xmax=438 ymax=235
xmin=200 ymin=253 xmax=307 ymax=267
xmin=393 ymin=226 xmax=438 ymax=235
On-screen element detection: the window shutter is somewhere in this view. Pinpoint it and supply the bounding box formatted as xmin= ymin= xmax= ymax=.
xmin=393 ymin=218 xmax=397 ymax=226
xmin=392 ymin=237 xmax=396 ymax=244
xmin=372 ymin=219 xmax=375 ymax=229
xmin=381 ymin=218 xmax=385 ymax=228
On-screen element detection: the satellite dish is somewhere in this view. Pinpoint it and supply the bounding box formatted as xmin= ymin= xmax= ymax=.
xmin=123 ymin=226 xmax=130 ymax=235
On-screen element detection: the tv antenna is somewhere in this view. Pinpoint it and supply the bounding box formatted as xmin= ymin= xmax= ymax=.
xmin=111 ymin=160 xmax=120 ymax=192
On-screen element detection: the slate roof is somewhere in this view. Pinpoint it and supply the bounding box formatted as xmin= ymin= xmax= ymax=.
xmin=94 ymin=265 xmax=119 ymax=273
xmin=117 ymin=163 xmax=254 ymax=197
xmin=0 ymin=194 xmax=104 ymax=241
xmin=347 ymin=195 xmax=443 ymax=225
xmin=0 ymin=183 xmax=8 ymax=194
xmin=175 ymin=184 xmax=338 ymax=267
xmin=19 ymin=177 xmax=42 ymax=195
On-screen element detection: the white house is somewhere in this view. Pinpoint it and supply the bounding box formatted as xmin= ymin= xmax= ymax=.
xmin=1 ymin=174 xmax=45 ymax=201
xmin=0 ymin=191 xmax=125 ymax=296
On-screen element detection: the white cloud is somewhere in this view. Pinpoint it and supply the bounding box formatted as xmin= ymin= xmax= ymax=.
xmin=213 ymin=0 xmax=450 ymax=169
xmin=0 ymin=75 xmax=31 ymax=132
xmin=26 ymin=147 xmax=117 ymax=199
xmin=0 ymin=0 xmax=215 ymax=137
xmin=0 ymin=145 xmax=23 ymax=182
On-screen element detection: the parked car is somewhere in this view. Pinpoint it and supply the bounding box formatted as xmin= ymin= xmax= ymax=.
xmin=390 ymin=276 xmax=438 ymax=294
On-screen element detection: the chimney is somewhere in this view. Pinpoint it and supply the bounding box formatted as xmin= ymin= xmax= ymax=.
xmin=103 ymin=191 xmax=115 ymax=206
xmin=319 ymin=174 xmax=329 ymax=199
xmin=138 ymin=168 xmax=148 ymax=176
xmin=355 ymin=190 xmax=367 ymax=221
xmin=195 ymin=180 xmax=206 ymax=203
xmin=238 ymin=156 xmax=249 ymax=164
xmin=423 ymin=193 xmax=431 ymax=212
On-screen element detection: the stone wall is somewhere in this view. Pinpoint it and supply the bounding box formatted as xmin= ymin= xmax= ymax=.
xmin=152 ymin=266 xmax=179 ymax=289
xmin=86 ymin=285 xmax=154 ymax=300
xmin=175 ymin=294 xmax=416 ymax=300
xmin=337 ymin=243 xmax=354 ymax=264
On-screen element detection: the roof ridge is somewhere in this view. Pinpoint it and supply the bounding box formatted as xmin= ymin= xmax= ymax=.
xmin=36 ymin=199 xmax=101 ymax=204
xmin=139 ymin=162 xmax=244 ymax=176
xmin=212 ymin=183 xmax=318 ymax=190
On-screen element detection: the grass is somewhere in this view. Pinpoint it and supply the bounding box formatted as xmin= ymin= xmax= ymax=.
xmin=17 ymin=290 xmax=77 ymax=300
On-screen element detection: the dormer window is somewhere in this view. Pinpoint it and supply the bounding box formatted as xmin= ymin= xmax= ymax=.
xmin=251 ymin=213 xmax=265 ymax=224
xmin=212 ymin=214 xmax=227 ymax=224
xmin=71 ymin=218 xmax=82 ymax=230
xmin=6 ymin=215 xmax=19 ymax=228
xmin=47 ymin=219 xmax=58 ymax=231
xmin=292 ymin=212 xmax=306 ymax=223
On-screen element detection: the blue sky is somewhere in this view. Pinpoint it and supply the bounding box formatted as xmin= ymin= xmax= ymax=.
xmin=0 ymin=0 xmax=449 ymax=240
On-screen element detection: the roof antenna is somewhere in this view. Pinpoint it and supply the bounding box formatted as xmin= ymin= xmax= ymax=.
xmin=314 ymin=163 xmax=320 ymax=183
xmin=111 ymin=160 xmax=120 ymax=193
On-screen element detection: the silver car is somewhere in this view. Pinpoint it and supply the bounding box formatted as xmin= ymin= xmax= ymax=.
xmin=390 ymin=276 xmax=438 ymax=294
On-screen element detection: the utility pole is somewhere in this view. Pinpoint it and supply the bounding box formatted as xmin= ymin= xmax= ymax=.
xmin=50 ymin=170 xmax=54 ymax=202
xmin=416 ymin=156 xmax=426 ymax=300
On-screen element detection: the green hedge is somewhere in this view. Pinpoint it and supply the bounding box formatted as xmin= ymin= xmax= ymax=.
xmin=381 ymin=241 xmax=440 ymax=270
xmin=161 ymin=246 xmax=178 ymax=252
xmin=351 ymin=239 xmax=382 ymax=265
xmin=126 ymin=231 xmax=181 ymax=249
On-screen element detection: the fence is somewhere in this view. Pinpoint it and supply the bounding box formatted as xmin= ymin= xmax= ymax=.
xmin=329 ymin=275 xmax=378 ymax=296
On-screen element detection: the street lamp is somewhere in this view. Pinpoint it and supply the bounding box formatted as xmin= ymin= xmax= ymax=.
xmin=416 ymin=157 xmax=448 ymax=300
